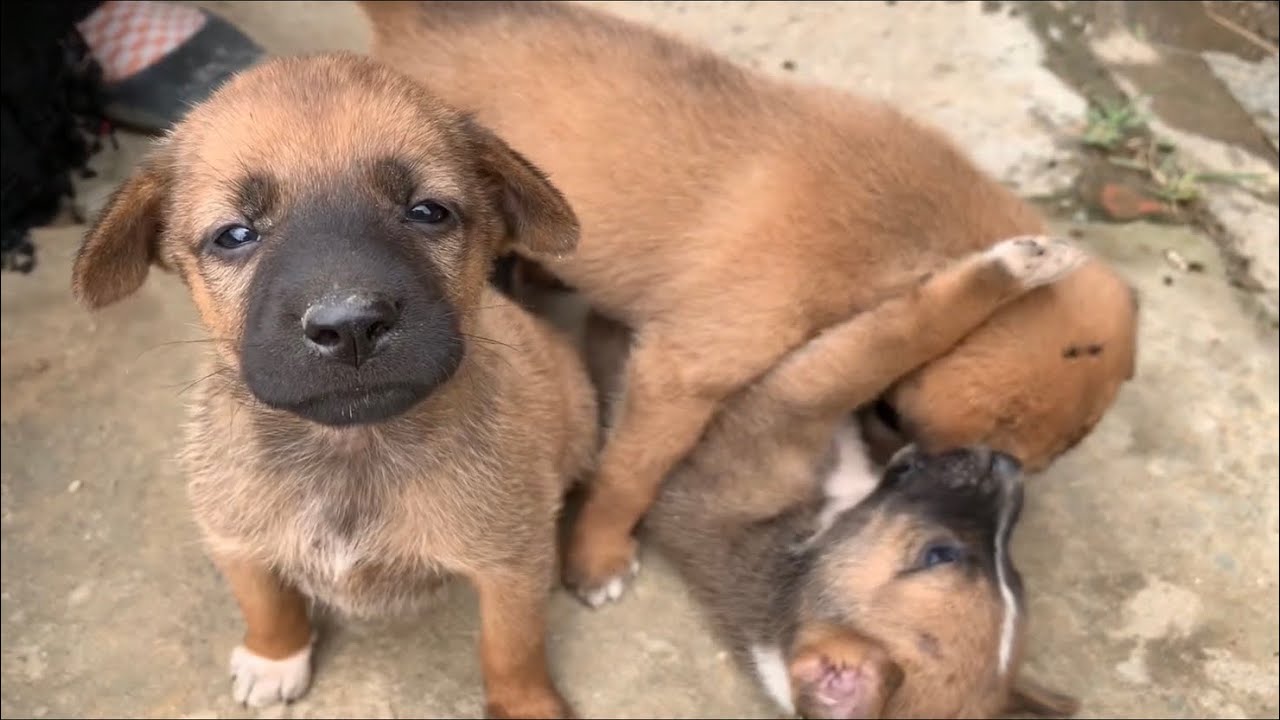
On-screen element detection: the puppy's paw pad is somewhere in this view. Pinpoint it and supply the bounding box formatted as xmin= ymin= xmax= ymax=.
xmin=987 ymin=235 xmax=1087 ymax=289
xmin=573 ymin=557 xmax=640 ymax=608
xmin=229 ymin=643 xmax=312 ymax=708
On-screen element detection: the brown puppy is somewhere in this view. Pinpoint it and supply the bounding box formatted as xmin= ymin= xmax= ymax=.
xmin=857 ymin=260 xmax=1138 ymax=469
xmin=71 ymin=53 xmax=596 ymax=718
xmin=359 ymin=0 xmax=1139 ymax=603
xmin=586 ymin=236 xmax=1086 ymax=718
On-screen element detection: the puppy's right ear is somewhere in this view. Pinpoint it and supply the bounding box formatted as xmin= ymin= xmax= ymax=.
xmin=72 ymin=150 xmax=171 ymax=309
xmin=788 ymin=623 xmax=904 ymax=719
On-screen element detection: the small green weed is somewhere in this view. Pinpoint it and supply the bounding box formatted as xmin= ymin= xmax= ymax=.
xmin=1081 ymin=98 xmax=1148 ymax=151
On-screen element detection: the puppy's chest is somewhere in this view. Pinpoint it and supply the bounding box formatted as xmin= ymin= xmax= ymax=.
xmin=284 ymin=512 xmax=449 ymax=618
xmin=194 ymin=455 xmax=478 ymax=618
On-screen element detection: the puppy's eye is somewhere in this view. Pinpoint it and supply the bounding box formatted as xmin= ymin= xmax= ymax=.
xmin=406 ymin=201 xmax=451 ymax=224
xmin=213 ymin=225 xmax=260 ymax=250
xmin=918 ymin=543 xmax=965 ymax=570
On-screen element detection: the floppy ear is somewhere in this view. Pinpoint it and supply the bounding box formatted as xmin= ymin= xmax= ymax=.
xmin=788 ymin=623 xmax=904 ymax=719
xmin=72 ymin=151 xmax=171 ymax=309
xmin=1006 ymin=677 xmax=1080 ymax=718
xmin=465 ymin=118 xmax=580 ymax=258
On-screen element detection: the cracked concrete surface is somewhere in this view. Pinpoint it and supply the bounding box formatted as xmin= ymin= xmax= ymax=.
xmin=1071 ymin=1 xmax=1280 ymax=324
xmin=2 ymin=2 xmax=1277 ymax=718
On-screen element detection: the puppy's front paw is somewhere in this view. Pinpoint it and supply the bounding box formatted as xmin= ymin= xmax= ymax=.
xmin=229 ymin=642 xmax=312 ymax=708
xmin=486 ymin=685 xmax=576 ymax=719
xmin=986 ymin=235 xmax=1087 ymax=289
xmin=564 ymin=538 xmax=641 ymax=608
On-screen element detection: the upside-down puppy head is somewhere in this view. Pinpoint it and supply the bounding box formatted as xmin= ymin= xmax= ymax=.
xmin=863 ymin=259 xmax=1138 ymax=473
xmin=72 ymin=53 xmax=578 ymax=426
xmin=787 ymin=446 xmax=1077 ymax=718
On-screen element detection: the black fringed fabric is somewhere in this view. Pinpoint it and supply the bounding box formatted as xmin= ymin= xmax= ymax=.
xmin=1 ymin=1 xmax=110 ymax=273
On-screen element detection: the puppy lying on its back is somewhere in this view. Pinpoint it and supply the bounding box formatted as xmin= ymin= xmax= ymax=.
xmin=358 ymin=0 xmax=1139 ymax=605
xmin=586 ymin=237 xmax=1085 ymax=718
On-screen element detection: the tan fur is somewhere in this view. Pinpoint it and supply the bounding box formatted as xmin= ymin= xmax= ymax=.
xmin=807 ymin=510 xmax=1010 ymax=718
xmin=789 ymin=623 xmax=905 ymax=719
xmin=868 ymin=261 xmax=1138 ymax=471
xmin=72 ymin=53 xmax=596 ymax=718
xmin=791 ymin=507 xmax=1077 ymax=718
xmin=583 ymin=239 xmax=1083 ymax=717
xmin=358 ymin=0 xmax=1139 ymax=595
xmin=214 ymin=555 xmax=312 ymax=661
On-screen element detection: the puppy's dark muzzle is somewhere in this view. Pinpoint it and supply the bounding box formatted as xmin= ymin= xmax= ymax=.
xmin=880 ymin=444 xmax=1025 ymax=522
xmin=987 ymin=449 xmax=1022 ymax=484
xmin=888 ymin=444 xmax=1020 ymax=480
xmin=959 ymin=445 xmax=1022 ymax=484
xmin=236 ymin=186 xmax=469 ymax=428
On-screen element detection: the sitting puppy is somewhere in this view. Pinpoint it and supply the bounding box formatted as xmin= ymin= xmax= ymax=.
xmin=586 ymin=236 xmax=1085 ymax=718
xmin=358 ymin=0 xmax=1139 ymax=604
xmin=71 ymin=53 xmax=596 ymax=719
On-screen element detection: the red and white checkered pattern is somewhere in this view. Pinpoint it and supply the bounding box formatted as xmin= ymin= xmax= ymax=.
xmin=77 ymin=1 xmax=207 ymax=83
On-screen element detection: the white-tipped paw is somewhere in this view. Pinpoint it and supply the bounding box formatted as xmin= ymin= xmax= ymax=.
xmin=987 ymin=235 xmax=1087 ymax=289
xmin=576 ymin=557 xmax=641 ymax=608
xmin=229 ymin=642 xmax=313 ymax=708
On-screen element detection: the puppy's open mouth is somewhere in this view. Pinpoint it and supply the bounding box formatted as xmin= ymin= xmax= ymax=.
xmin=285 ymin=384 xmax=428 ymax=427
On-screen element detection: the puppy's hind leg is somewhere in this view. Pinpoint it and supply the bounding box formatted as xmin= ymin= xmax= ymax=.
xmin=564 ymin=344 xmax=721 ymax=606
xmin=564 ymin=316 xmax=797 ymax=606
xmin=581 ymin=310 xmax=633 ymax=423
xmin=214 ymin=554 xmax=314 ymax=708
xmin=757 ymin=235 xmax=1087 ymax=420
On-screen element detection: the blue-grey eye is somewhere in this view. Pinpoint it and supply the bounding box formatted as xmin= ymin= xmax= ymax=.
xmin=214 ymin=225 xmax=259 ymax=249
xmin=920 ymin=543 xmax=964 ymax=569
xmin=406 ymin=201 xmax=450 ymax=224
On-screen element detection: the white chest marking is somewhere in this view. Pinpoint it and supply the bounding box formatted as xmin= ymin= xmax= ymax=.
xmin=806 ymin=419 xmax=879 ymax=547
xmin=750 ymin=643 xmax=796 ymax=715
xmin=327 ymin=543 xmax=358 ymax=580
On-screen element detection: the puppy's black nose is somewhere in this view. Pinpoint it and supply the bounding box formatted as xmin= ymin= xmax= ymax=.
xmin=302 ymin=294 xmax=400 ymax=367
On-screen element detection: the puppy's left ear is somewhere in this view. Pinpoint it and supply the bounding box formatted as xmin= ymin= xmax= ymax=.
xmin=466 ymin=118 xmax=580 ymax=257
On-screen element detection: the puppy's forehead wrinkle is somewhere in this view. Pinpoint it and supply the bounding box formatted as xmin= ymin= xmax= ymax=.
xmin=234 ymin=173 xmax=279 ymax=219
xmin=367 ymin=157 xmax=418 ymax=203
xmin=187 ymin=130 xmax=458 ymax=188
xmin=179 ymin=129 xmax=470 ymax=216
xmin=373 ymin=155 xmax=469 ymax=203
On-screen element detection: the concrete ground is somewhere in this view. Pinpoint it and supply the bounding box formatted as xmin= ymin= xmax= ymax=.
xmin=2 ymin=2 xmax=1277 ymax=718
